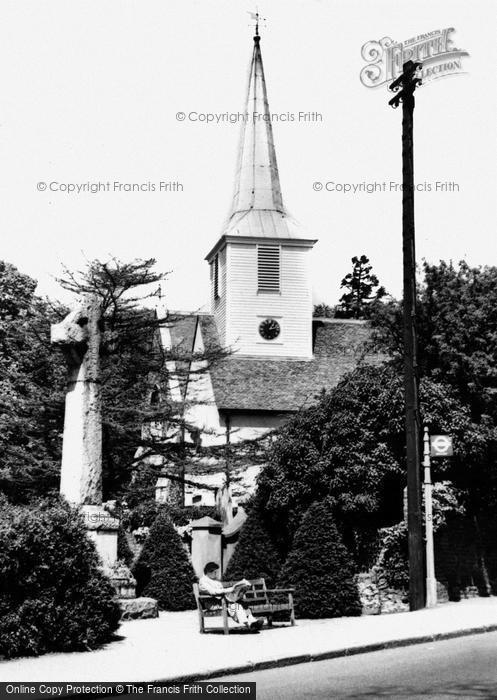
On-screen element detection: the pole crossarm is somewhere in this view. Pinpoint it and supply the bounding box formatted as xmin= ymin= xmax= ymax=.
xmin=388 ymin=61 xmax=422 ymax=109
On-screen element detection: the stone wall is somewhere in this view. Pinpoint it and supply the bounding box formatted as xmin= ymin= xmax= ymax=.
xmin=356 ymin=567 xmax=409 ymax=615
xmin=357 ymin=567 xmax=452 ymax=614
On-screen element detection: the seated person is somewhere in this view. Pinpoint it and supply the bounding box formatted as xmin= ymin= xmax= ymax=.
xmin=198 ymin=562 xmax=265 ymax=630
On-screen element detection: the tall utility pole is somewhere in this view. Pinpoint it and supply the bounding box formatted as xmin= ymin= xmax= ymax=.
xmin=388 ymin=60 xmax=424 ymax=611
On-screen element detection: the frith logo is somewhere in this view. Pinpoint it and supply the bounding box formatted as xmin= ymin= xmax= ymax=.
xmin=360 ymin=28 xmax=469 ymax=88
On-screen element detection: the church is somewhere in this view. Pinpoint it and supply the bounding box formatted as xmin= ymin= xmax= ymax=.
xmin=155 ymin=24 xmax=376 ymax=508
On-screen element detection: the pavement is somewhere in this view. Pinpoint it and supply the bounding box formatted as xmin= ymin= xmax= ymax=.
xmin=2 ymin=597 xmax=497 ymax=683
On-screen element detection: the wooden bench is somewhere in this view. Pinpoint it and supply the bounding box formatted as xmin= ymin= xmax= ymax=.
xmin=193 ymin=578 xmax=295 ymax=635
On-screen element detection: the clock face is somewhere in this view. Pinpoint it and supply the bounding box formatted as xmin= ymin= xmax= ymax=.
xmin=259 ymin=318 xmax=280 ymax=340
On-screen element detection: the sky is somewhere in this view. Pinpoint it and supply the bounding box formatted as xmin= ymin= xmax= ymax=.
xmin=1 ymin=0 xmax=496 ymax=311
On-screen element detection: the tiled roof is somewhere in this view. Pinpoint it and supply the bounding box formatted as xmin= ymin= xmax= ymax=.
xmin=197 ymin=315 xmax=382 ymax=412
xmin=168 ymin=315 xmax=197 ymax=353
xmin=164 ymin=314 xmax=198 ymax=400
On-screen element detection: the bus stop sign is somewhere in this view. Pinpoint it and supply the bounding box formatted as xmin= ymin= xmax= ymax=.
xmin=430 ymin=435 xmax=453 ymax=457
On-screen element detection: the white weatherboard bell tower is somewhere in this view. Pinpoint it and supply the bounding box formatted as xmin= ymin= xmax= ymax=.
xmin=205 ymin=26 xmax=317 ymax=359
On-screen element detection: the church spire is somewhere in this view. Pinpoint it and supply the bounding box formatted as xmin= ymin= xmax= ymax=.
xmin=230 ymin=26 xmax=284 ymax=218
xmin=207 ymin=21 xmax=315 ymax=260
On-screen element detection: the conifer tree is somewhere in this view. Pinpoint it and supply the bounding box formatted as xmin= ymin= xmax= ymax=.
xmin=224 ymin=502 xmax=282 ymax=585
xmin=133 ymin=512 xmax=196 ymax=610
xmin=335 ymin=255 xmax=385 ymax=319
xmin=55 ymin=256 xmax=235 ymax=503
xmin=278 ymin=499 xmax=361 ymax=619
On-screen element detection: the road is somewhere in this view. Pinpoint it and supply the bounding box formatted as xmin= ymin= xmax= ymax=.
xmin=209 ymin=631 xmax=497 ymax=699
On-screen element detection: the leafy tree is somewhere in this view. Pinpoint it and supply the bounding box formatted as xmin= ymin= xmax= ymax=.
xmin=420 ymin=261 xmax=497 ymax=420
xmin=377 ymin=521 xmax=409 ymax=591
xmin=133 ymin=511 xmax=196 ymax=610
xmin=278 ymin=499 xmax=361 ymax=618
xmin=379 ymin=510 xmax=495 ymax=601
xmin=372 ymin=260 xmax=497 ymax=420
xmin=257 ymin=362 xmax=487 ymax=564
xmin=0 ymin=261 xmax=36 ymax=318
xmin=313 ymin=303 xmax=334 ymax=318
xmin=123 ymin=499 xmax=162 ymax=530
xmin=224 ymin=499 xmax=282 ymax=585
xmin=378 ymin=482 xmax=466 ymax=592
xmin=0 ymin=498 xmax=121 ymax=658
xmin=0 ymin=262 xmax=66 ymax=502
xmin=370 ymin=260 xmax=497 ymax=516
xmin=335 ymin=255 xmax=385 ymax=319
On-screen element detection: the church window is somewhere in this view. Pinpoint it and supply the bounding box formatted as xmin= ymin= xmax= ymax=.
xmin=257 ymin=245 xmax=280 ymax=292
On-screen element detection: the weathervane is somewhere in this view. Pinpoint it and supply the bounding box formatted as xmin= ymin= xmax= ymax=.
xmin=248 ymin=9 xmax=267 ymax=37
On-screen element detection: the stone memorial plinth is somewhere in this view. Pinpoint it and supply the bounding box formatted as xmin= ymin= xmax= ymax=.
xmin=82 ymin=505 xmax=120 ymax=570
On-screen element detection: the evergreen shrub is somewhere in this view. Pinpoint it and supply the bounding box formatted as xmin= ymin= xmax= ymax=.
xmin=0 ymin=499 xmax=121 ymax=659
xmin=224 ymin=502 xmax=282 ymax=586
xmin=133 ymin=512 xmax=196 ymax=610
xmin=278 ymin=499 xmax=361 ymax=619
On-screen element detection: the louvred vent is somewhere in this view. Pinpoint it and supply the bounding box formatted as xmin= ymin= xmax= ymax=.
xmin=258 ymin=245 xmax=280 ymax=292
